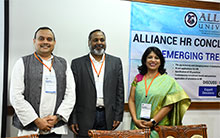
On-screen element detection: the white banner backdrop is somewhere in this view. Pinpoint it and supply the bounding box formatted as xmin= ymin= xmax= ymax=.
xmin=129 ymin=2 xmax=220 ymax=101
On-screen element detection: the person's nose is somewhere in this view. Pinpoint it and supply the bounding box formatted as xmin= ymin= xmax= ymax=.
xmin=43 ymin=39 xmax=49 ymax=44
xmin=152 ymin=57 xmax=156 ymax=62
xmin=97 ymin=39 xmax=103 ymax=44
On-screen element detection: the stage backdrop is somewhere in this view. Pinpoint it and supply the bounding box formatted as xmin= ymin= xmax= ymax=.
xmin=129 ymin=2 xmax=220 ymax=101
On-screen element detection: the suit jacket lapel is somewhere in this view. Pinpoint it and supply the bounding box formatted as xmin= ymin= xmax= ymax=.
xmin=85 ymin=54 xmax=95 ymax=86
xmin=104 ymin=54 xmax=110 ymax=89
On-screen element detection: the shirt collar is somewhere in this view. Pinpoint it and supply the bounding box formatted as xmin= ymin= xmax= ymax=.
xmin=42 ymin=55 xmax=53 ymax=62
xmin=89 ymin=53 xmax=105 ymax=63
xmin=34 ymin=52 xmax=54 ymax=61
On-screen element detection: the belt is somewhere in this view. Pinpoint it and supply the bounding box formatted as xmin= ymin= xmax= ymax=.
xmin=96 ymin=106 xmax=105 ymax=111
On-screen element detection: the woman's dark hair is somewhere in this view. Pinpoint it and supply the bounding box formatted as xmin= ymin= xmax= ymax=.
xmin=138 ymin=46 xmax=166 ymax=75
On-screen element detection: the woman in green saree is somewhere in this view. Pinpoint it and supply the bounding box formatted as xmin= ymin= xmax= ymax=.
xmin=128 ymin=47 xmax=191 ymax=138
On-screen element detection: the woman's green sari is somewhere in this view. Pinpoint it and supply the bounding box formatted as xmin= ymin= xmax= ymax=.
xmin=130 ymin=74 xmax=191 ymax=138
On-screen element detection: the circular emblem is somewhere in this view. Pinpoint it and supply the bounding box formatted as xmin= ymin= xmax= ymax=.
xmin=185 ymin=12 xmax=197 ymax=28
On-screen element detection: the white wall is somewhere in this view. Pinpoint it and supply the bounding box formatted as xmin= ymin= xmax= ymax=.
xmin=8 ymin=0 xmax=130 ymax=91
xmin=8 ymin=0 xmax=131 ymax=137
xmin=7 ymin=0 xmax=220 ymax=137
xmin=8 ymin=0 xmax=130 ymax=103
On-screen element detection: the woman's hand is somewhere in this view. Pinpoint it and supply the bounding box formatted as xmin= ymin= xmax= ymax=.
xmin=134 ymin=120 xmax=149 ymax=129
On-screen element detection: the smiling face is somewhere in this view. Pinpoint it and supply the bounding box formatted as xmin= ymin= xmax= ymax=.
xmin=33 ymin=29 xmax=56 ymax=58
xmin=146 ymin=51 xmax=161 ymax=72
xmin=88 ymin=31 xmax=106 ymax=56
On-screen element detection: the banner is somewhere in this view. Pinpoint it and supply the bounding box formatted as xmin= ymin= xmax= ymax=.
xmin=129 ymin=2 xmax=220 ymax=101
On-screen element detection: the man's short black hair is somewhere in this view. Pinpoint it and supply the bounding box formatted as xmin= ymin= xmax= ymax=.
xmin=88 ymin=29 xmax=105 ymax=41
xmin=34 ymin=26 xmax=56 ymax=40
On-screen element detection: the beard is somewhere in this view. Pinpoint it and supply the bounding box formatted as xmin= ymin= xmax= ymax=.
xmin=89 ymin=44 xmax=105 ymax=56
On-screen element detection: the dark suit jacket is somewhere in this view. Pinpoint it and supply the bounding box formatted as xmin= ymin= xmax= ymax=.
xmin=68 ymin=54 xmax=124 ymax=136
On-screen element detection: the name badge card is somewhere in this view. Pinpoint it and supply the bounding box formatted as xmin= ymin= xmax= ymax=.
xmin=140 ymin=103 xmax=151 ymax=120
xmin=45 ymin=75 xmax=56 ymax=94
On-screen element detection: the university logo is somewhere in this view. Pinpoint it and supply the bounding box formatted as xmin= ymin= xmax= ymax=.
xmin=185 ymin=12 xmax=197 ymax=28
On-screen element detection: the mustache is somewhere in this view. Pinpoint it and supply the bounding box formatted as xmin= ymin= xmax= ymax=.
xmin=94 ymin=44 xmax=104 ymax=49
xmin=40 ymin=44 xmax=50 ymax=47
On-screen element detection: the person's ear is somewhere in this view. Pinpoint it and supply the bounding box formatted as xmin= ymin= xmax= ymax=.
xmin=33 ymin=39 xmax=36 ymax=44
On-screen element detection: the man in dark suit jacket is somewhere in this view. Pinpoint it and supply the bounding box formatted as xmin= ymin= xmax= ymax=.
xmin=68 ymin=29 xmax=124 ymax=138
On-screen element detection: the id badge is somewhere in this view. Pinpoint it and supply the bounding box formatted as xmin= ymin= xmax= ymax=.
xmin=140 ymin=103 xmax=151 ymax=121
xmin=45 ymin=75 xmax=56 ymax=94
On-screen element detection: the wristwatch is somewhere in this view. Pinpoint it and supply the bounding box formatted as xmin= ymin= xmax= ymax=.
xmin=55 ymin=114 xmax=62 ymax=122
xmin=150 ymin=118 xmax=158 ymax=127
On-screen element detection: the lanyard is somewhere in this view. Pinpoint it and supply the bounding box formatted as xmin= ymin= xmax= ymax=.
xmin=90 ymin=55 xmax=105 ymax=77
xmin=34 ymin=52 xmax=54 ymax=72
xmin=145 ymin=72 xmax=159 ymax=97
